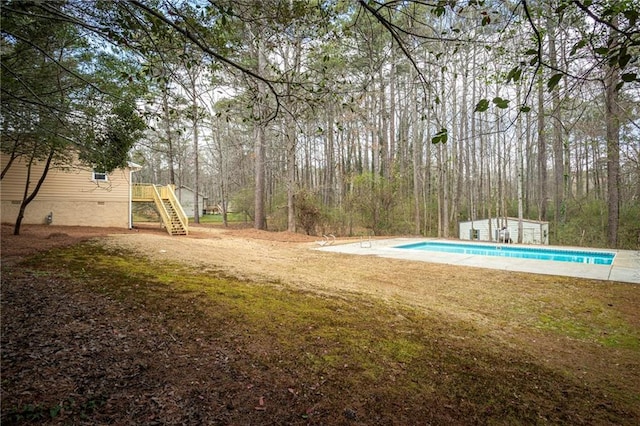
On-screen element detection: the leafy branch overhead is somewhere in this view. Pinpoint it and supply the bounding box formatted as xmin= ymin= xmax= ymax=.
xmin=471 ymin=0 xmax=639 ymax=114
xmin=2 ymin=1 xmax=637 ymax=119
xmin=79 ymin=101 xmax=147 ymax=172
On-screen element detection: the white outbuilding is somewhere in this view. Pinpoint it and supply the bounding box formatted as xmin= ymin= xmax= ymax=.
xmin=458 ymin=217 xmax=549 ymax=245
xmin=176 ymin=185 xmax=208 ymax=218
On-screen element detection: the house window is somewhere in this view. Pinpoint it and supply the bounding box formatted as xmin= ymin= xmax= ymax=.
xmin=470 ymin=228 xmax=479 ymax=240
xmin=92 ymin=170 xmax=108 ymax=182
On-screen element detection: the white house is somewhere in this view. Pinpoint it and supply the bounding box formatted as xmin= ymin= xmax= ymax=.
xmin=459 ymin=217 xmax=549 ymax=245
xmin=176 ymin=186 xmax=207 ymax=218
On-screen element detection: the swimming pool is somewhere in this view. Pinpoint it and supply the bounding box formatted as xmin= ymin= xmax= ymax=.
xmin=395 ymin=241 xmax=616 ymax=265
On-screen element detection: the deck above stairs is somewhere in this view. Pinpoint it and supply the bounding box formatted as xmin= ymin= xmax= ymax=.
xmin=132 ymin=184 xmax=188 ymax=236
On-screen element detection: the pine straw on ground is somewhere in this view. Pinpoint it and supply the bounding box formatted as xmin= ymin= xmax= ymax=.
xmin=2 ymin=223 xmax=639 ymax=425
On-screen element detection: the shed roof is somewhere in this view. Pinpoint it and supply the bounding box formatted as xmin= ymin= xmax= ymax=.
xmin=459 ymin=217 xmax=548 ymax=225
xmin=177 ymin=185 xmax=207 ymax=198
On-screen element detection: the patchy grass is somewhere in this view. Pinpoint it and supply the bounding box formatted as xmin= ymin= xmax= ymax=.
xmin=3 ymin=241 xmax=640 ymax=425
xmin=536 ymin=308 xmax=639 ymax=350
xmin=194 ymin=212 xmax=250 ymax=224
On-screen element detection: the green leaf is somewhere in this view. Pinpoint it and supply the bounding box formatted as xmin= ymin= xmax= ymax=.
xmin=619 ymin=54 xmax=631 ymax=69
xmin=547 ymin=73 xmax=563 ymax=91
xmin=570 ymin=39 xmax=586 ymax=56
xmin=594 ymin=47 xmax=609 ymax=55
xmin=621 ymin=73 xmax=636 ymax=82
xmin=624 ymin=10 xmax=637 ymax=27
xmin=432 ymin=5 xmax=446 ymax=17
xmin=474 ymin=99 xmax=489 ymax=112
xmin=431 ymin=128 xmax=448 ymax=144
xmin=50 ymin=405 xmax=61 ymax=418
xmin=520 ymin=105 xmax=531 ymax=113
xmin=506 ymin=66 xmax=522 ymax=83
xmin=492 ymin=97 xmax=510 ymax=109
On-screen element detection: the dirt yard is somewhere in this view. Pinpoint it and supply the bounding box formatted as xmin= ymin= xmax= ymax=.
xmin=2 ymin=223 xmax=639 ymax=424
xmin=2 ymin=223 xmax=481 ymax=311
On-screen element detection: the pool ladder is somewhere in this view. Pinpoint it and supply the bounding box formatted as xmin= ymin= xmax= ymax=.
xmin=360 ymin=234 xmax=372 ymax=248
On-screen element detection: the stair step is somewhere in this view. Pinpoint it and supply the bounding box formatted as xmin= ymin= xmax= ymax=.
xmin=155 ymin=195 xmax=187 ymax=236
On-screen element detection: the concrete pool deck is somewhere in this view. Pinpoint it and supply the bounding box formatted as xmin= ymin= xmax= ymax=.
xmin=315 ymin=238 xmax=640 ymax=284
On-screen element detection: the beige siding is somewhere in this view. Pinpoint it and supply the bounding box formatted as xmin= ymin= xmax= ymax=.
xmin=1 ymin=154 xmax=132 ymax=228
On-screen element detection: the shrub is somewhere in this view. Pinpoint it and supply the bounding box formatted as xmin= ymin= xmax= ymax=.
xmin=295 ymin=189 xmax=322 ymax=235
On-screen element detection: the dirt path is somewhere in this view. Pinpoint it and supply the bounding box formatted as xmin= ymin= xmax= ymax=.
xmin=102 ymin=225 xmax=489 ymax=314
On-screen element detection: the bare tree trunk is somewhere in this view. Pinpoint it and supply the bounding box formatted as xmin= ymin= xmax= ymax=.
xmin=440 ymin=72 xmax=449 ymax=238
xmin=548 ymin=17 xmax=563 ymax=230
xmin=460 ymin=58 xmax=469 ymax=228
xmin=253 ymin=36 xmax=267 ymax=230
xmin=575 ymin=136 xmax=583 ymax=198
xmin=450 ymin=71 xmax=460 ymax=229
xmin=254 ymin=124 xmax=267 ymax=230
xmin=525 ymin=111 xmax=533 ymax=217
xmin=594 ymin=141 xmax=603 ymax=200
xmin=210 ymin=116 xmax=228 ymax=227
xmin=284 ymin=37 xmax=302 ymax=233
xmin=605 ymin=21 xmax=620 ymax=247
xmin=411 ymin=71 xmax=422 ymax=235
xmin=388 ymin=62 xmax=395 ymax=180
xmin=286 ymin=115 xmax=297 ymax=232
xmin=369 ymin=91 xmax=379 ymax=177
xmin=14 ymin=147 xmax=56 ymax=235
xmin=537 ymin=76 xmax=547 ymax=221
xmin=190 ymin=72 xmax=200 ymax=224
xmin=379 ymin=69 xmax=388 ymax=178
xmin=1 ymin=137 xmax=21 ymax=180
xmin=162 ymin=85 xmax=176 ymax=185
xmin=470 ymin=44 xmax=478 ymax=225
xmin=437 ymin=143 xmax=443 ymax=238
xmin=516 ymin=88 xmax=524 ymax=243
xmin=494 ymin=82 xmax=504 ymax=228
xmin=324 ymin=103 xmax=335 ymax=205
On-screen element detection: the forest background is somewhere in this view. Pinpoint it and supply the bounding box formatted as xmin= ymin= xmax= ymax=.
xmin=1 ymin=0 xmax=639 ymax=248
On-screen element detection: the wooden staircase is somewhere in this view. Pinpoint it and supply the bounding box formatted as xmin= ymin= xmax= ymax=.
xmin=161 ymin=198 xmax=187 ymax=235
xmin=132 ymin=184 xmax=189 ymax=236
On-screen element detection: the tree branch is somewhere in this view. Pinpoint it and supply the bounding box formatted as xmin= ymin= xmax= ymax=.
xmin=357 ymin=0 xmax=432 ymax=94
xmin=572 ymin=1 xmax=640 ymax=40
xmin=1 ymin=29 xmax=108 ymax=96
xmin=127 ymin=0 xmax=281 ymax=120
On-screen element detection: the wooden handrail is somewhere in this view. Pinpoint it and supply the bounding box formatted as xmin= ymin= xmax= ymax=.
xmin=151 ymin=185 xmax=173 ymax=236
xmin=133 ymin=184 xmax=189 ymax=235
xmin=164 ymin=184 xmax=189 ymax=235
xmin=132 ymin=184 xmax=156 ymax=200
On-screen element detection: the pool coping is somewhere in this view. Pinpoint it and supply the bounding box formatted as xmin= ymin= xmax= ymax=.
xmin=314 ymin=238 xmax=640 ymax=284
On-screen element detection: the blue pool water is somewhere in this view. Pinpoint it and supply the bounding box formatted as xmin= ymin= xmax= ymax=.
xmin=395 ymin=241 xmax=615 ymax=265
